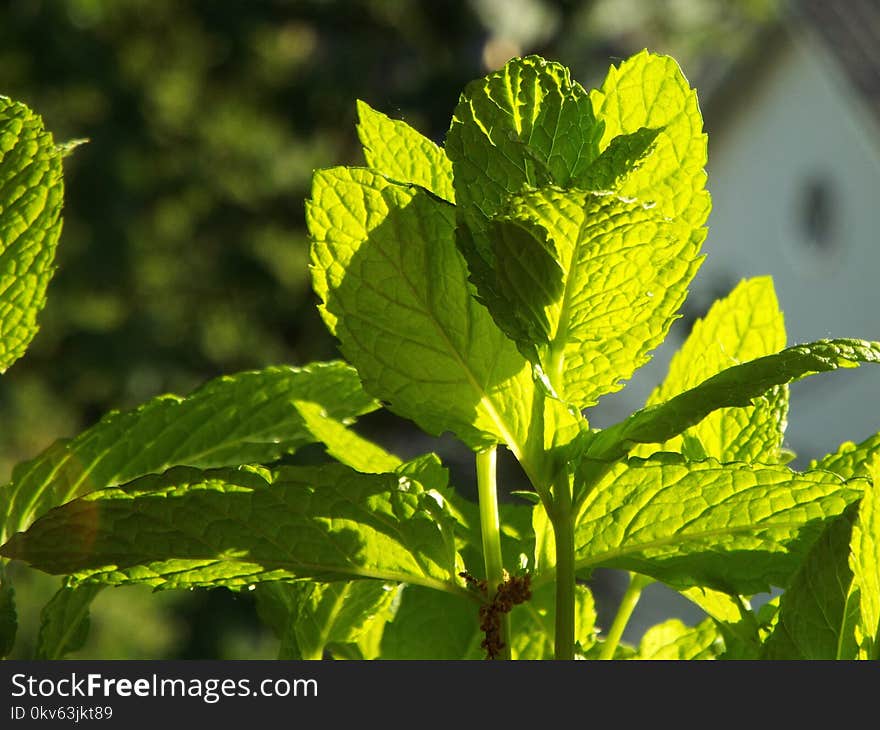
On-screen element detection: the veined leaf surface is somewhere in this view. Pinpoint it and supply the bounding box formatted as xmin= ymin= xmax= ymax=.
xmin=762 ymin=456 xmax=878 ymax=659
xmin=0 ymin=361 xmax=377 ymax=543
xmin=813 ymin=432 xmax=880 ymax=479
xmin=570 ymin=455 xmax=861 ymax=595
xmin=446 ymin=55 xmax=602 ymax=223
xmin=254 ymin=580 xmax=401 ymax=660
xmin=590 ymin=50 xmax=710 ymax=233
xmin=634 ymin=618 xmax=723 ymax=660
xmin=636 ymin=277 xmax=788 ymax=462
xmin=0 ymin=464 xmax=467 ymax=595
xmin=761 ymin=505 xmax=860 ymax=659
xmin=379 ymin=585 xmax=483 ymax=659
xmin=491 ymin=187 xmax=699 ymax=408
xmin=851 ymin=459 xmax=880 ymax=658
xmin=445 ymin=54 xmax=708 ymax=412
xmin=356 ymin=100 xmax=454 ymax=203
xmin=578 ymin=127 xmax=661 ymax=191
xmin=294 ymin=400 xmax=401 ymax=474
xmin=307 ymin=166 xmax=578 ymax=483
xmin=35 ymin=583 xmax=102 ymax=660
xmin=0 ymin=97 xmax=64 ymax=372
xmin=585 ymin=339 xmax=880 ymax=467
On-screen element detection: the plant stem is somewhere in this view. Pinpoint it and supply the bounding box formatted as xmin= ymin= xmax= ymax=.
xmin=551 ymin=472 xmax=576 ymax=660
xmin=476 ymin=446 xmax=510 ymax=659
xmin=599 ymin=572 xmax=653 ymax=659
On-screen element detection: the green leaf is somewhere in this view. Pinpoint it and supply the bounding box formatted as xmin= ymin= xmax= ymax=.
xmin=444 ymin=56 xmax=709 ymax=404
xmin=0 ymin=96 xmax=64 ymax=372
xmin=851 ymin=458 xmax=880 ymax=659
xmin=55 ymin=138 xmax=88 ymax=158
xmin=293 ymin=400 xmax=401 ymax=474
xmin=708 ymin=596 xmax=780 ymax=660
xmin=678 ymin=586 xmax=747 ymax=625
xmin=590 ymin=50 xmax=711 ymax=233
xmin=0 ymin=361 xmax=377 ymax=543
xmin=446 ymin=55 xmax=602 ymax=223
xmin=0 ymin=562 xmax=15 ymax=657
xmin=445 ymin=56 xmax=602 ymax=364
xmin=487 ymin=187 xmax=700 ymax=408
xmin=636 ymin=277 xmax=788 ymax=463
xmin=761 ymin=505 xmax=861 ymax=659
xmin=319 ymin=447 xmax=507 ymax=581
xmin=35 ymin=583 xmax=103 ymax=659
xmin=356 ymin=100 xmax=454 ymax=203
xmin=677 ymin=587 xmax=768 ymax=658
xmin=577 ymin=127 xmax=662 ymax=190
xmin=379 ymin=580 xmax=591 ymax=660
xmin=570 ymin=455 xmax=861 ymax=595
xmin=0 ymin=463 xmax=468 ymax=595
xmin=380 ymin=585 xmax=483 ymax=659
xmin=585 ymin=339 xmax=880 ymax=467
xmin=634 ymin=617 xmax=723 ymax=659
xmin=307 ymin=165 xmax=577 ymax=483
xmin=532 ymin=503 xmax=554 ymax=573
xmin=813 ymin=432 xmax=880 ymax=479
xmin=295 ymin=410 xmax=477 ymax=563
xmin=254 ymin=580 xmax=401 ymax=660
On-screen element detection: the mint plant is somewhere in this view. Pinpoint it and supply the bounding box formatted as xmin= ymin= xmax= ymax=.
xmin=1 ymin=52 xmax=879 ymax=661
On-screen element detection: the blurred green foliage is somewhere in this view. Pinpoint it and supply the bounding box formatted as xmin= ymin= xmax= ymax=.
xmin=0 ymin=0 xmax=778 ymax=659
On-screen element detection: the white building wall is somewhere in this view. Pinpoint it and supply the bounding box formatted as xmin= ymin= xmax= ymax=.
xmin=697 ymin=29 xmax=880 ymax=465
xmin=595 ymin=29 xmax=880 ymax=468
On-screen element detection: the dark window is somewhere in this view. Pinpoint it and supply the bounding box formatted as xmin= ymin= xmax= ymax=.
xmin=799 ymin=176 xmax=837 ymax=253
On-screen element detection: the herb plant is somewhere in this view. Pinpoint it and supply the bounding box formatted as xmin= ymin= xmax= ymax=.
xmin=1 ymin=52 xmax=878 ymax=661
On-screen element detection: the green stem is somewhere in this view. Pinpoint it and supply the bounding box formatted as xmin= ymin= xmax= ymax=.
xmin=476 ymin=446 xmax=510 ymax=659
xmin=599 ymin=572 xmax=653 ymax=660
xmin=551 ymin=472 xmax=576 ymax=660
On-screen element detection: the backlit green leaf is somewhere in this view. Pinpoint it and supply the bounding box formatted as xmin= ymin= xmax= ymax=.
xmin=0 ymin=563 xmax=15 ymax=658
xmin=0 ymin=361 xmax=376 ymax=543
xmin=254 ymin=580 xmax=401 ymax=660
xmin=0 ymin=463 xmax=468 ymax=595
xmin=636 ymin=277 xmax=788 ymax=462
xmin=678 ymin=586 xmax=747 ymax=625
xmin=307 ymin=166 xmax=578 ymax=484
xmin=0 ymin=97 xmax=64 ymax=372
xmin=569 ymin=455 xmax=861 ymax=595
xmin=445 ymin=56 xmax=602 ymax=355
xmin=585 ymin=339 xmax=880 ymax=467
xmin=590 ymin=50 xmax=710 ymax=233
xmin=761 ymin=504 xmax=862 ymax=659
xmin=380 ymin=585 xmax=483 ymax=659
xmin=851 ymin=458 xmax=879 ymax=659
xmin=532 ymin=502 xmax=554 ymax=573
xmin=356 ymin=100 xmax=454 ymax=203
xmin=293 ymin=400 xmax=401 ymax=474
xmin=446 ymin=55 xmax=602 ymax=223
xmin=634 ymin=617 xmax=723 ymax=659
xmin=488 ymin=187 xmax=699 ymax=408
xmin=577 ymin=127 xmax=661 ymax=191
xmin=812 ymin=432 xmax=880 ymax=479
xmin=676 ymin=587 xmax=769 ymax=659
xmin=35 ymin=583 xmax=103 ymax=659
